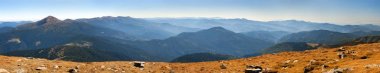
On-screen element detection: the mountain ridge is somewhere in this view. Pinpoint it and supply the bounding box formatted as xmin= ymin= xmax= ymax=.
xmin=146 ymin=18 xmax=380 ymax=33
xmin=0 ymin=16 xmax=133 ymax=53
xmin=128 ymin=27 xmax=274 ymax=61
xmin=278 ymin=30 xmax=357 ymax=45
xmin=0 ymin=43 xmax=379 ymax=72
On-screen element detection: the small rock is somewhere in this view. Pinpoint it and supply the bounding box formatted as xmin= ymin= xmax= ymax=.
xmin=321 ymin=65 xmax=329 ymax=71
xmin=304 ymin=66 xmax=314 ymax=73
xmin=68 ymin=68 xmax=78 ymax=73
xmin=53 ymin=65 xmax=61 ymax=69
xmin=263 ymin=68 xmax=278 ymax=73
xmin=309 ymin=59 xmax=316 ymax=64
xmin=220 ymin=64 xmax=227 ymax=69
xmin=133 ymin=61 xmax=145 ymax=68
xmin=337 ymin=52 xmax=345 ymax=59
xmin=0 ymin=68 xmax=10 ymax=73
xmin=245 ymin=69 xmax=262 ymax=73
xmin=337 ymin=47 xmax=346 ymax=51
xmin=334 ymin=59 xmax=340 ymax=62
xmin=284 ymin=60 xmax=291 ymax=63
xmin=293 ymin=60 xmax=299 ymax=63
xmin=245 ymin=65 xmax=263 ymax=73
xmin=35 ymin=66 xmax=47 ymax=71
xmin=360 ymin=56 xmax=368 ymax=59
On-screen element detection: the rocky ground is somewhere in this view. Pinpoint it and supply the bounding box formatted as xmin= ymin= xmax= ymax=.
xmin=1 ymin=43 xmax=380 ymax=73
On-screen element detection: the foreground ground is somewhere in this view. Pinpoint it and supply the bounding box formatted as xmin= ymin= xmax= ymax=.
xmin=1 ymin=43 xmax=380 ymax=73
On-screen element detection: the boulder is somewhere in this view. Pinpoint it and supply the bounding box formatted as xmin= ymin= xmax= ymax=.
xmin=245 ymin=65 xmax=263 ymax=73
xmin=133 ymin=61 xmax=145 ymax=68
xmin=68 ymin=68 xmax=78 ymax=73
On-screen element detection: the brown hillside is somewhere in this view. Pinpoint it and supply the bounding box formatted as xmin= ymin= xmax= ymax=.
xmin=1 ymin=43 xmax=380 ymax=73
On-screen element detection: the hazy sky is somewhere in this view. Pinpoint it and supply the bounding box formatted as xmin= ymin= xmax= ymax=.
xmin=0 ymin=0 xmax=379 ymax=25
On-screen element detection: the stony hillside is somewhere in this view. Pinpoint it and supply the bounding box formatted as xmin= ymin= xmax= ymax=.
xmin=1 ymin=43 xmax=380 ymax=73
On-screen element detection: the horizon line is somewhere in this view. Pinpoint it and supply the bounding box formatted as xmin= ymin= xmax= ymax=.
xmin=0 ymin=15 xmax=377 ymax=25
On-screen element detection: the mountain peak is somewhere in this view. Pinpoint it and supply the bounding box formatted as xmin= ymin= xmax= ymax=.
xmin=36 ymin=16 xmax=61 ymax=26
xmin=177 ymin=26 xmax=235 ymax=38
xmin=203 ymin=27 xmax=232 ymax=33
xmin=43 ymin=16 xmax=60 ymax=22
xmin=207 ymin=27 xmax=227 ymax=31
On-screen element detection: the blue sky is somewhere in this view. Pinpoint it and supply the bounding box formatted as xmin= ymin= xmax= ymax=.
xmin=0 ymin=0 xmax=379 ymax=25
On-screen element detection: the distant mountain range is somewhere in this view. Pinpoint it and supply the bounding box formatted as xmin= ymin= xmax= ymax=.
xmin=278 ymin=30 xmax=356 ymax=45
xmin=1 ymin=16 xmax=380 ymax=62
xmin=242 ymin=31 xmax=290 ymax=43
xmin=279 ymin=30 xmax=380 ymax=45
xmin=77 ymin=16 xmax=198 ymax=40
xmin=128 ymin=27 xmax=274 ymax=61
xmin=145 ymin=18 xmax=380 ymax=33
xmin=0 ymin=16 xmax=275 ymax=61
xmin=0 ymin=21 xmax=31 ymax=27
